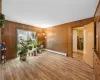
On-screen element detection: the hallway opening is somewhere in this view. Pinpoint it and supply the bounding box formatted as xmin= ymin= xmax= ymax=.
xmin=73 ymin=27 xmax=84 ymax=60
xmin=72 ymin=22 xmax=94 ymax=67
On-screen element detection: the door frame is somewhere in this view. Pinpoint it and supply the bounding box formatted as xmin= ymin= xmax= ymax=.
xmin=71 ymin=22 xmax=95 ymax=58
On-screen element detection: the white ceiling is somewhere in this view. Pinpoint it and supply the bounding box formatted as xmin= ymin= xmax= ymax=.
xmin=2 ymin=0 xmax=99 ymax=28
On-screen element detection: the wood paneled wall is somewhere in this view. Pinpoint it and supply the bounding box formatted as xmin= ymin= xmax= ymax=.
xmin=95 ymin=1 xmax=100 ymax=55
xmin=94 ymin=1 xmax=100 ymax=80
xmin=44 ymin=18 xmax=94 ymax=57
xmin=0 ymin=0 xmax=1 ymax=43
xmin=0 ymin=0 xmax=1 ymax=13
xmin=1 ymin=20 xmax=44 ymax=60
xmin=0 ymin=0 xmax=2 ymax=43
xmin=94 ymin=52 xmax=100 ymax=80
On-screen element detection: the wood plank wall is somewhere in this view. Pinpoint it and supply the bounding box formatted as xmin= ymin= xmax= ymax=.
xmin=95 ymin=1 xmax=100 ymax=55
xmin=0 ymin=0 xmax=2 ymax=43
xmin=94 ymin=1 xmax=100 ymax=80
xmin=1 ymin=20 xmax=44 ymax=60
xmin=44 ymin=18 xmax=94 ymax=57
xmin=0 ymin=0 xmax=1 ymax=13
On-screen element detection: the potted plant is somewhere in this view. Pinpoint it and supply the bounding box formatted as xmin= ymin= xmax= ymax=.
xmin=0 ymin=13 xmax=5 ymax=28
xmin=18 ymin=41 xmax=29 ymax=61
xmin=37 ymin=41 xmax=43 ymax=53
xmin=31 ymin=41 xmax=37 ymax=56
xmin=29 ymin=46 xmax=32 ymax=50
xmin=24 ymin=38 xmax=33 ymax=56
xmin=26 ymin=38 xmax=33 ymax=50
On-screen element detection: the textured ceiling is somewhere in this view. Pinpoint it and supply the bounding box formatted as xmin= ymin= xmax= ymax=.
xmin=2 ymin=0 xmax=99 ymax=28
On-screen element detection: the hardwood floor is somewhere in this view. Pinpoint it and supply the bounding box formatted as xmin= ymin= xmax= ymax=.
xmin=1 ymin=51 xmax=95 ymax=80
xmin=73 ymin=51 xmax=83 ymax=60
xmin=0 ymin=64 xmax=4 ymax=80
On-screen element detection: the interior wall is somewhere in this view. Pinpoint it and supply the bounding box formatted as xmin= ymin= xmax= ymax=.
xmin=0 ymin=0 xmax=1 ymax=43
xmin=1 ymin=20 xmax=44 ymax=60
xmin=0 ymin=0 xmax=1 ymax=13
xmin=44 ymin=18 xmax=94 ymax=57
xmin=94 ymin=1 xmax=100 ymax=80
xmin=95 ymin=1 xmax=100 ymax=56
xmin=83 ymin=22 xmax=94 ymax=67
xmin=77 ymin=30 xmax=84 ymax=38
xmin=0 ymin=0 xmax=3 ymax=78
xmin=73 ymin=30 xmax=77 ymax=51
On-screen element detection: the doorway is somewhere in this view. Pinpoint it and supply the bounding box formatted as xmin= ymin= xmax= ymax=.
xmin=73 ymin=27 xmax=84 ymax=60
xmin=72 ymin=22 xmax=94 ymax=67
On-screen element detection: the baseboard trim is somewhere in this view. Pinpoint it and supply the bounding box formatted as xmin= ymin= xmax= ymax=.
xmin=45 ymin=49 xmax=67 ymax=56
xmin=73 ymin=50 xmax=77 ymax=52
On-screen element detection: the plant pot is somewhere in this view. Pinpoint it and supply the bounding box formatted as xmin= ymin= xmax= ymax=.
xmin=41 ymin=45 xmax=44 ymax=48
xmin=20 ymin=55 xmax=27 ymax=61
xmin=39 ymin=49 xmax=42 ymax=53
xmin=37 ymin=48 xmax=41 ymax=53
xmin=33 ymin=51 xmax=37 ymax=56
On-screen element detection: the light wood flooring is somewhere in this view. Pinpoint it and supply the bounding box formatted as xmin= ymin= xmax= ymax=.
xmin=73 ymin=51 xmax=83 ymax=60
xmin=1 ymin=51 xmax=95 ymax=80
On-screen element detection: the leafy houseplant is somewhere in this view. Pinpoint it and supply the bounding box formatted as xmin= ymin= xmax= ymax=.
xmin=25 ymin=38 xmax=33 ymax=50
xmin=29 ymin=46 xmax=32 ymax=50
xmin=37 ymin=41 xmax=43 ymax=53
xmin=18 ymin=41 xmax=29 ymax=61
xmin=0 ymin=13 xmax=5 ymax=28
xmin=31 ymin=41 xmax=37 ymax=48
xmin=31 ymin=41 xmax=37 ymax=56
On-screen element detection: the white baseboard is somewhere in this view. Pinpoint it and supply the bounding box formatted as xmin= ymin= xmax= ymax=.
xmin=45 ymin=49 xmax=67 ymax=56
xmin=73 ymin=50 xmax=83 ymax=53
xmin=77 ymin=50 xmax=83 ymax=53
xmin=73 ymin=50 xmax=77 ymax=52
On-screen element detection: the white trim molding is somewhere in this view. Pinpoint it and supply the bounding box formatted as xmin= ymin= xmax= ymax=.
xmin=45 ymin=49 xmax=67 ymax=56
xmin=73 ymin=50 xmax=77 ymax=52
